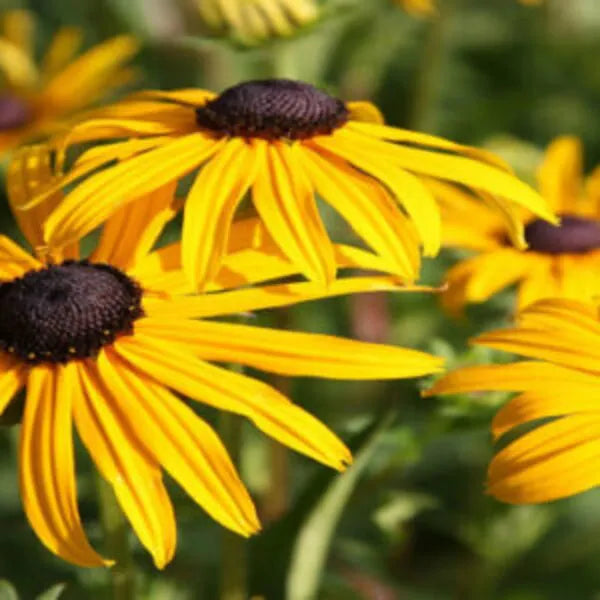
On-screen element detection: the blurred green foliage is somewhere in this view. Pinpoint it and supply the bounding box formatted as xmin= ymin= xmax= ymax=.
xmin=1 ymin=0 xmax=600 ymax=598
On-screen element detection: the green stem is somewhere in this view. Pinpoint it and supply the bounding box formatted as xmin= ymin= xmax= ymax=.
xmin=408 ymin=3 xmax=450 ymax=131
xmin=96 ymin=475 xmax=136 ymax=600
xmin=219 ymin=412 xmax=247 ymax=600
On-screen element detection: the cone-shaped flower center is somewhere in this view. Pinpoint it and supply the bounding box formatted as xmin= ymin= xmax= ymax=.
xmin=525 ymin=214 xmax=600 ymax=254
xmin=0 ymin=94 xmax=30 ymax=130
xmin=195 ymin=79 xmax=349 ymax=140
xmin=0 ymin=261 xmax=143 ymax=364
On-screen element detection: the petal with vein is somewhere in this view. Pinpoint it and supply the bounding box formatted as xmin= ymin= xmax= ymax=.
xmin=114 ymin=335 xmax=352 ymax=471
xmin=20 ymin=365 xmax=108 ymax=567
xmin=74 ymin=362 xmax=176 ymax=568
xmin=97 ymin=350 xmax=260 ymax=536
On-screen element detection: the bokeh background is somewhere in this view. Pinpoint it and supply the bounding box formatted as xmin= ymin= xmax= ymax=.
xmin=1 ymin=0 xmax=600 ymax=598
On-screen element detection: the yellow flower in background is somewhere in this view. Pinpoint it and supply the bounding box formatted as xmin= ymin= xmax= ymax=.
xmin=4 ymin=144 xmax=443 ymax=568
xmin=37 ymin=78 xmax=552 ymax=291
xmin=0 ymin=10 xmax=137 ymax=159
xmin=426 ymin=298 xmax=600 ymax=504
xmin=195 ymin=0 xmax=319 ymax=44
xmin=436 ymin=136 xmax=600 ymax=313
xmin=393 ymin=0 xmax=436 ymax=17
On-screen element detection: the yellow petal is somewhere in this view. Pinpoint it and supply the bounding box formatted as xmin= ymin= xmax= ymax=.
xmin=2 ymin=10 xmax=34 ymax=60
xmin=92 ymin=182 xmax=177 ymax=270
xmin=346 ymin=102 xmax=385 ymax=124
xmin=252 ymin=141 xmax=336 ymax=285
xmin=0 ymin=354 xmax=27 ymax=415
xmin=114 ymin=334 xmax=352 ymax=471
xmin=97 ymin=349 xmax=260 ymax=536
xmin=40 ymin=27 xmax=83 ymax=80
xmin=20 ymin=365 xmax=108 ymax=567
xmin=537 ymin=136 xmax=583 ymax=214
xmin=0 ymin=234 xmax=41 ymax=279
xmin=44 ymin=133 xmax=223 ymax=248
xmin=74 ymin=362 xmax=176 ymax=568
xmin=128 ymin=88 xmax=216 ymax=106
xmin=135 ymin=318 xmax=444 ymax=379
xmin=300 ymin=146 xmax=419 ymax=281
xmin=487 ymin=414 xmax=600 ymax=504
xmin=310 ymin=131 xmax=442 ymax=256
xmin=182 ymin=139 xmax=260 ymax=290
xmin=0 ymin=37 xmax=37 ymax=88
xmin=144 ymin=278 xmax=434 ymax=319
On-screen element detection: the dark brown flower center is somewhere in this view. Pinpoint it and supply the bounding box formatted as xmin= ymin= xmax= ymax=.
xmin=195 ymin=79 xmax=349 ymax=140
xmin=0 ymin=261 xmax=143 ymax=364
xmin=0 ymin=94 xmax=30 ymax=131
xmin=525 ymin=214 xmax=600 ymax=254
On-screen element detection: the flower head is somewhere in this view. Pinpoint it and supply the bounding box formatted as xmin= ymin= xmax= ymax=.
xmin=0 ymin=10 xmax=137 ymax=159
xmin=5 ymin=144 xmax=443 ymax=568
xmin=38 ymin=78 xmax=552 ymax=292
xmin=426 ymin=297 xmax=600 ymax=504
xmin=437 ymin=136 xmax=600 ymax=312
xmin=195 ymin=0 xmax=319 ymax=44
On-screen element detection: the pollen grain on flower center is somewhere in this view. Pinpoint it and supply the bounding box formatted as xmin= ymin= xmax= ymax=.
xmin=0 ymin=95 xmax=31 ymax=131
xmin=0 ymin=261 xmax=143 ymax=364
xmin=525 ymin=214 xmax=600 ymax=254
xmin=195 ymin=79 xmax=349 ymax=140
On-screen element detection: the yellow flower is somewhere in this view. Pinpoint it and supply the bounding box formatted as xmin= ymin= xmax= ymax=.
xmin=436 ymin=136 xmax=600 ymax=313
xmin=4 ymin=144 xmax=443 ymax=568
xmin=0 ymin=10 xmax=137 ymax=159
xmin=38 ymin=79 xmax=552 ymax=291
xmin=426 ymin=297 xmax=600 ymax=504
xmin=195 ymin=0 xmax=319 ymax=44
xmin=393 ymin=0 xmax=436 ymax=16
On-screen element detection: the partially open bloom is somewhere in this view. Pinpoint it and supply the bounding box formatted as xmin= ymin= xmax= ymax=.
xmin=0 ymin=10 xmax=137 ymax=159
xmin=194 ymin=0 xmax=319 ymax=44
xmin=4 ymin=144 xmax=443 ymax=568
xmin=37 ymin=78 xmax=552 ymax=291
xmin=426 ymin=298 xmax=600 ymax=504
xmin=437 ymin=136 xmax=600 ymax=312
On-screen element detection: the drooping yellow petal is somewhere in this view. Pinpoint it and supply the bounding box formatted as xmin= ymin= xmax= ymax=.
xmin=20 ymin=364 xmax=108 ymax=567
xmin=487 ymin=414 xmax=600 ymax=504
xmin=299 ymin=146 xmax=420 ymax=281
xmin=143 ymin=278 xmax=432 ymax=319
xmin=425 ymin=360 xmax=600 ymax=397
xmin=491 ymin=390 xmax=600 ymax=440
xmin=97 ymin=349 xmax=260 ymax=536
xmin=114 ymin=334 xmax=352 ymax=471
xmin=44 ymin=133 xmax=223 ymax=248
xmin=252 ymin=141 xmax=336 ymax=285
xmin=135 ymin=318 xmax=444 ymax=379
xmin=182 ymin=138 xmax=260 ymax=290
xmin=92 ymin=182 xmax=177 ymax=270
xmin=0 ymin=354 xmax=27 ymax=415
xmin=74 ymin=362 xmax=176 ymax=568
xmin=310 ymin=132 xmax=442 ymax=256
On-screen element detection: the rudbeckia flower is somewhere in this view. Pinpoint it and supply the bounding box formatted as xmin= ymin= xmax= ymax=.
xmin=38 ymin=78 xmax=552 ymax=291
xmin=4 ymin=145 xmax=443 ymax=568
xmin=426 ymin=297 xmax=600 ymax=504
xmin=0 ymin=9 xmax=137 ymax=159
xmin=195 ymin=0 xmax=319 ymax=44
xmin=436 ymin=136 xmax=600 ymax=313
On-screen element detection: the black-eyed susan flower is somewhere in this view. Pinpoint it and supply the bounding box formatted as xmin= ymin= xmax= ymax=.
xmin=436 ymin=136 xmax=600 ymax=313
xmin=194 ymin=0 xmax=319 ymax=44
xmin=0 ymin=9 xmax=137 ymax=159
xmin=426 ymin=297 xmax=600 ymax=504
xmin=37 ymin=78 xmax=553 ymax=291
xmin=5 ymin=144 xmax=443 ymax=568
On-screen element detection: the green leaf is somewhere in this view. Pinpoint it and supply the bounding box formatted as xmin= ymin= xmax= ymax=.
xmin=35 ymin=584 xmax=66 ymax=600
xmin=285 ymin=411 xmax=396 ymax=600
xmin=0 ymin=580 xmax=19 ymax=600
